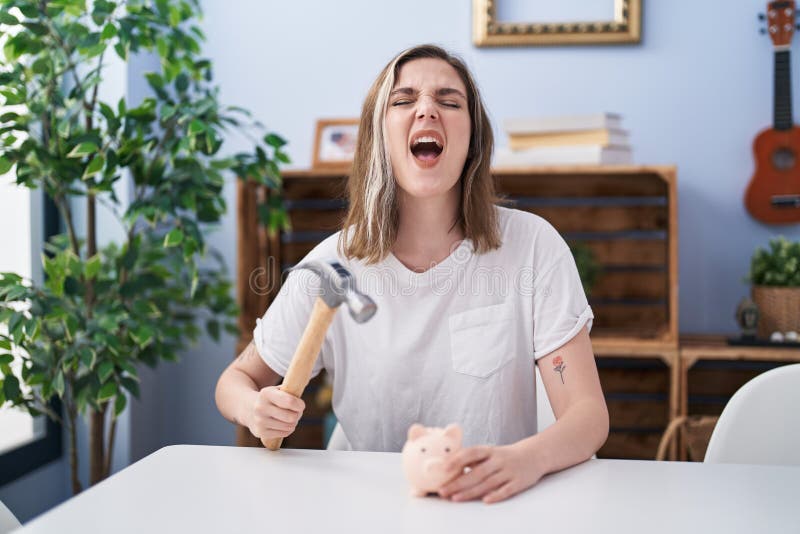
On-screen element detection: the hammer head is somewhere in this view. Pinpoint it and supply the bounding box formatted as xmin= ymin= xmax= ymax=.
xmin=291 ymin=260 xmax=377 ymax=322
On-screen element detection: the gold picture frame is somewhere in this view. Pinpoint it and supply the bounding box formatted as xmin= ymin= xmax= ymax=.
xmin=311 ymin=118 xmax=359 ymax=171
xmin=473 ymin=0 xmax=641 ymax=47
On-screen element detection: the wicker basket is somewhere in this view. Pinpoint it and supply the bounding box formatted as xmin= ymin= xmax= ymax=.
xmin=656 ymin=415 xmax=719 ymax=461
xmin=751 ymin=286 xmax=800 ymax=338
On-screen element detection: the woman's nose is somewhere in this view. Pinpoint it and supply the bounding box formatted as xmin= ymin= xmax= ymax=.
xmin=416 ymin=96 xmax=438 ymax=120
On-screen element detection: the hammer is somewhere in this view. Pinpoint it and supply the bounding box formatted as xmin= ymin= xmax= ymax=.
xmin=263 ymin=260 xmax=376 ymax=451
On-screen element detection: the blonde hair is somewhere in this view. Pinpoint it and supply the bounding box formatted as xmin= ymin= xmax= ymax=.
xmin=339 ymin=44 xmax=500 ymax=263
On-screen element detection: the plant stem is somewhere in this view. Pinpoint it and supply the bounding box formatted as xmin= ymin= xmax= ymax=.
xmin=66 ymin=387 xmax=81 ymax=494
xmin=89 ymin=403 xmax=107 ymax=485
xmin=54 ymin=194 xmax=80 ymax=256
xmin=104 ymin=415 xmax=117 ymax=478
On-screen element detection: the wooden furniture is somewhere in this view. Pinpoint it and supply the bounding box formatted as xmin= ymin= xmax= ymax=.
xmin=236 ymin=165 xmax=680 ymax=458
xmin=15 ymin=446 xmax=800 ymax=533
xmin=676 ymin=334 xmax=800 ymax=460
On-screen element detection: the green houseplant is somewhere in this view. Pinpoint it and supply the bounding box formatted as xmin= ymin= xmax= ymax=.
xmin=0 ymin=0 xmax=288 ymax=493
xmin=569 ymin=241 xmax=600 ymax=296
xmin=746 ymin=236 xmax=800 ymax=338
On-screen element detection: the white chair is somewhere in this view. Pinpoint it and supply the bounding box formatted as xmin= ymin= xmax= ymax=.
xmin=704 ymin=363 xmax=800 ymax=465
xmin=0 ymin=499 xmax=21 ymax=534
xmin=326 ymin=367 xmax=557 ymax=450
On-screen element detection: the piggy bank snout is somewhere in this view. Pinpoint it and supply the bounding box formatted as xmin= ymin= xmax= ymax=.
xmin=423 ymin=457 xmax=446 ymax=475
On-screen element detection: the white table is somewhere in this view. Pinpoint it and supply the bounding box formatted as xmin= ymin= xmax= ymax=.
xmin=15 ymin=445 xmax=800 ymax=534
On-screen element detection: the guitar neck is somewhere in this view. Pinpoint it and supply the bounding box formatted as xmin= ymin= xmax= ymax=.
xmin=774 ymin=49 xmax=794 ymax=130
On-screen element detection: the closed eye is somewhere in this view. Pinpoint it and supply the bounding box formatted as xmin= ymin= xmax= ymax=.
xmin=390 ymin=100 xmax=461 ymax=108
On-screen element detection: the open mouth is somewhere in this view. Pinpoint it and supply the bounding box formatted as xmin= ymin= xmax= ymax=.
xmin=410 ymin=133 xmax=444 ymax=166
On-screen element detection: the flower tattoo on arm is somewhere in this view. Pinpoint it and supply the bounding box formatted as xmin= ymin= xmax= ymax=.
xmin=553 ymin=356 xmax=566 ymax=384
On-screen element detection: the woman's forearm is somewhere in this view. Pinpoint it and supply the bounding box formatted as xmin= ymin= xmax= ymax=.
xmin=514 ymin=399 xmax=609 ymax=476
xmin=215 ymin=367 xmax=260 ymax=428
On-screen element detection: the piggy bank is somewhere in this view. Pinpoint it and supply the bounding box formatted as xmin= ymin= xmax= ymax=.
xmin=401 ymin=423 xmax=463 ymax=497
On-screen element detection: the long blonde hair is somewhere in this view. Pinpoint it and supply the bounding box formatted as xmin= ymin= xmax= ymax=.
xmin=339 ymin=44 xmax=500 ymax=263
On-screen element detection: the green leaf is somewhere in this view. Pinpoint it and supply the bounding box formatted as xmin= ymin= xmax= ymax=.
xmin=79 ymin=347 xmax=96 ymax=369
xmin=264 ymin=133 xmax=287 ymax=149
xmin=168 ymin=5 xmax=181 ymax=27
xmin=98 ymin=361 xmax=114 ymax=383
xmin=120 ymin=376 xmax=140 ymax=398
xmin=68 ymin=142 xmax=99 ymax=158
xmin=53 ymin=370 xmax=65 ymax=397
xmin=130 ymin=325 xmax=154 ymax=348
xmin=0 ymin=12 xmax=19 ymax=25
xmin=114 ymin=392 xmax=127 ymax=417
xmin=114 ymin=42 xmax=128 ymax=60
xmin=83 ymin=155 xmax=105 ymax=179
xmin=0 ymin=354 xmax=12 ymax=365
xmin=163 ymin=228 xmax=184 ymax=247
xmin=97 ymin=381 xmax=116 ymax=402
xmin=175 ymin=73 xmax=189 ymax=93
xmin=0 ymin=156 xmax=12 ymax=174
xmin=85 ymin=254 xmax=102 ymax=279
xmin=101 ymin=23 xmax=117 ymax=40
xmin=188 ymin=119 xmax=205 ymax=135
xmin=0 ymin=338 xmax=10 ymax=350
xmin=3 ymin=374 xmax=20 ymax=402
xmin=206 ymin=320 xmax=220 ymax=342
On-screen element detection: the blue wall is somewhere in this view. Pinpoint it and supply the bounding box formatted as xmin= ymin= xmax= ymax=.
xmin=5 ymin=0 xmax=800 ymax=523
xmin=199 ymin=0 xmax=800 ymax=334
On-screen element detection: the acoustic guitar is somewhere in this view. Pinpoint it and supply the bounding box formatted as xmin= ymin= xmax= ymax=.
xmin=745 ymin=0 xmax=800 ymax=224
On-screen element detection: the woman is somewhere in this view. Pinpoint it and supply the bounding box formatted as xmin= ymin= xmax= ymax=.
xmin=215 ymin=44 xmax=608 ymax=504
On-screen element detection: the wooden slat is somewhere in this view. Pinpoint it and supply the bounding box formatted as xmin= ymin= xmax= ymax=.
xmin=515 ymin=205 xmax=668 ymax=233
xmin=599 ymin=367 xmax=669 ymax=394
xmin=495 ymin=173 xmax=668 ymax=198
xmin=591 ymin=271 xmax=667 ymax=300
xmin=607 ymin=400 xmax=669 ymax=428
xmin=282 ymin=176 xmax=347 ymax=200
xmin=598 ymin=431 xmax=663 ymax=460
xmin=583 ymin=240 xmax=667 ymax=266
xmin=287 ymin=209 xmax=346 ymax=231
xmin=591 ymin=303 xmax=667 ymax=330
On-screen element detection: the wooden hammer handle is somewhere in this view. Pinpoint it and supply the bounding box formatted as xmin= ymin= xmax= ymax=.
xmin=263 ymin=297 xmax=337 ymax=451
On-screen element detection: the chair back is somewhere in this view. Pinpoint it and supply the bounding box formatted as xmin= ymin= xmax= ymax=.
xmin=705 ymin=363 xmax=800 ymax=465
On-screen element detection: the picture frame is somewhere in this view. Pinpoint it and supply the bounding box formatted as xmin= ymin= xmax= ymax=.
xmin=312 ymin=118 xmax=360 ymax=170
xmin=473 ymin=0 xmax=641 ymax=47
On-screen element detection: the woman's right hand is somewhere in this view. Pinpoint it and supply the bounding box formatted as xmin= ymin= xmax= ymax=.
xmin=247 ymin=386 xmax=306 ymax=440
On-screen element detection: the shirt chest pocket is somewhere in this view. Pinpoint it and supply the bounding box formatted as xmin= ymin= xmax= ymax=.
xmin=448 ymin=303 xmax=517 ymax=378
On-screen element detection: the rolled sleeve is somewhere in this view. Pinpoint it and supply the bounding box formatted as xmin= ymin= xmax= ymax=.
xmin=252 ymin=269 xmax=326 ymax=378
xmin=532 ymin=251 xmax=594 ymax=360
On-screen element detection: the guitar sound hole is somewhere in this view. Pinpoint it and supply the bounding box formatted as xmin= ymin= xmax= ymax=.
xmin=772 ymin=147 xmax=796 ymax=170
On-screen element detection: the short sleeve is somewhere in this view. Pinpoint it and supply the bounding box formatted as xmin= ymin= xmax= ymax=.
xmin=252 ymin=269 xmax=326 ymax=378
xmin=532 ymin=250 xmax=594 ymax=360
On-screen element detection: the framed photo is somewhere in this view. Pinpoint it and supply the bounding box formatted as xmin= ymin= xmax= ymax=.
xmin=312 ymin=118 xmax=359 ymax=170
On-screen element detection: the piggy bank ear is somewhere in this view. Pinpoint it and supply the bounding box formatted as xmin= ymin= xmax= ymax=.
xmin=443 ymin=423 xmax=462 ymax=443
xmin=407 ymin=424 xmax=427 ymax=441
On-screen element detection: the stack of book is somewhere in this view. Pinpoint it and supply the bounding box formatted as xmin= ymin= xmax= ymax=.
xmin=493 ymin=112 xmax=632 ymax=166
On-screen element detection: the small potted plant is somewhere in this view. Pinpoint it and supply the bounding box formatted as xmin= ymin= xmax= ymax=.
xmin=746 ymin=236 xmax=800 ymax=339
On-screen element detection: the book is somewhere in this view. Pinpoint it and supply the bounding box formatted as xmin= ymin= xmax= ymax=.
xmin=504 ymin=113 xmax=623 ymax=135
xmin=509 ymin=128 xmax=629 ymax=150
xmin=493 ymin=145 xmax=632 ymax=166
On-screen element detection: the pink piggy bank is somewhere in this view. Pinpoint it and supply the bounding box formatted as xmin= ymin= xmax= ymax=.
xmin=401 ymin=423 xmax=463 ymax=497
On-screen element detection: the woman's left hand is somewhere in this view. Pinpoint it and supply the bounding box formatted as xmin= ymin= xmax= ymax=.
xmin=437 ymin=444 xmax=545 ymax=504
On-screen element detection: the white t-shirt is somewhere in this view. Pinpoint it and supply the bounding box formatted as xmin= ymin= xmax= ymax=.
xmin=253 ymin=206 xmax=593 ymax=452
